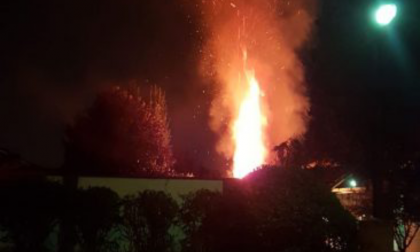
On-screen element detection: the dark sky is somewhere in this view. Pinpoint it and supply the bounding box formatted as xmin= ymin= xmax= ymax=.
xmin=305 ymin=0 xmax=420 ymax=167
xmin=0 ymin=0 xmax=219 ymax=168
xmin=1 ymin=0 xmax=420 ymax=170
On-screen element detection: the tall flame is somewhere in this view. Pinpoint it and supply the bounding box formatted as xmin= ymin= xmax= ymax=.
xmin=199 ymin=1 xmax=312 ymax=179
xmin=233 ymin=51 xmax=268 ymax=178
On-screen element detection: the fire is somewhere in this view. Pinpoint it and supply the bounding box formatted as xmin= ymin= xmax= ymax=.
xmin=233 ymin=51 xmax=268 ymax=178
xmin=200 ymin=1 xmax=312 ymax=179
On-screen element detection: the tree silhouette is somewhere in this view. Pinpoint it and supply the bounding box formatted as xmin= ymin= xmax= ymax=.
xmin=274 ymin=139 xmax=307 ymax=168
xmin=65 ymin=84 xmax=174 ymax=177
xmin=390 ymin=163 xmax=420 ymax=252
xmin=122 ymin=190 xmax=178 ymax=252
xmin=244 ymin=166 xmax=358 ymax=252
xmin=75 ymin=187 xmax=121 ymax=252
xmin=179 ymin=189 xmax=258 ymax=252
xmin=0 ymin=180 xmax=64 ymax=252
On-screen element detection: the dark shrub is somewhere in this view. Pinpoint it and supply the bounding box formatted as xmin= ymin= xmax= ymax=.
xmin=244 ymin=166 xmax=358 ymax=252
xmin=75 ymin=187 xmax=121 ymax=252
xmin=122 ymin=190 xmax=178 ymax=252
xmin=179 ymin=189 xmax=258 ymax=252
xmin=0 ymin=180 xmax=64 ymax=252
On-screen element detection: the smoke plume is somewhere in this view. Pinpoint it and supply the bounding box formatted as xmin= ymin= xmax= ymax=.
xmin=198 ymin=0 xmax=315 ymax=163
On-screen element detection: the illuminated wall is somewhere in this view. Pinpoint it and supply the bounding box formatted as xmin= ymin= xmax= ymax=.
xmin=49 ymin=176 xmax=223 ymax=200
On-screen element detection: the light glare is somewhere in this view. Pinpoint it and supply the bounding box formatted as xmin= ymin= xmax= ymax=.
xmin=375 ymin=4 xmax=397 ymax=26
xmin=349 ymin=179 xmax=357 ymax=188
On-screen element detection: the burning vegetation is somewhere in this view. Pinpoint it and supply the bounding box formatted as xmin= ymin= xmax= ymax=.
xmin=198 ymin=0 xmax=315 ymax=177
xmin=232 ymin=50 xmax=268 ymax=178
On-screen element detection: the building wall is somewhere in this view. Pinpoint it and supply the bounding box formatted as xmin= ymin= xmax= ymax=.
xmin=42 ymin=176 xmax=225 ymax=252
xmin=333 ymin=186 xmax=393 ymax=252
xmin=333 ymin=187 xmax=373 ymax=220
xmin=48 ymin=176 xmax=224 ymax=200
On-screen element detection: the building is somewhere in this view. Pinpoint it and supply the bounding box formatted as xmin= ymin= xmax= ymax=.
xmin=332 ymin=174 xmax=420 ymax=252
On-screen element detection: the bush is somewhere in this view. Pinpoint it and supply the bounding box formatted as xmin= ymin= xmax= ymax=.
xmin=179 ymin=167 xmax=358 ymax=252
xmin=0 ymin=180 xmax=64 ymax=252
xmin=0 ymin=167 xmax=358 ymax=252
xmin=179 ymin=189 xmax=258 ymax=252
xmin=66 ymin=84 xmax=174 ymax=177
xmin=75 ymin=187 xmax=121 ymax=252
xmin=122 ymin=190 xmax=178 ymax=252
xmin=244 ymin=166 xmax=358 ymax=252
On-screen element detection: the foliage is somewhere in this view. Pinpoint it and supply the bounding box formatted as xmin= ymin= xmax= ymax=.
xmin=179 ymin=189 xmax=258 ymax=252
xmin=75 ymin=187 xmax=121 ymax=252
xmin=122 ymin=190 xmax=178 ymax=252
xmin=244 ymin=166 xmax=358 ymax=252
xmin=0 ymin=167 xmax=361 ymax=252
xmin=179 ymin=167 xmax=358 ymax=252
xmin=274 ymin=139 xmax=308 ymax=168
xmin=390 ymin=165 xmax=420 ymax=252
xmin=66 ymin=84 xmax=174 ymax=177
xmin=393 ymin=210 xmax=420 ymax=252
xmin=173 ymin=151 xmax=224 ymax=178
xmin=0 ymin=180 xmax=64 ymax=252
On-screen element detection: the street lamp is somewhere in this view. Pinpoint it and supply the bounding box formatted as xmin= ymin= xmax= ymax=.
xmin=374 ymin=4 xmax=398 ymax=26
xmin=349 ymin=179 xmax=357 ymax=188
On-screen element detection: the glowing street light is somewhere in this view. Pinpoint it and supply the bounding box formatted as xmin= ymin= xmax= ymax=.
xmin=349 ymin=179 xmax=357 ymax=188
xmin=374 ymin=4 xmax=398 ymax=26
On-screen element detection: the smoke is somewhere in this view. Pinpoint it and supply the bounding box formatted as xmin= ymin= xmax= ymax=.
xmin=1 ymin=0 xmax=315 ymax=169
xmin=197 ymin=0 xmax=316 ymax=162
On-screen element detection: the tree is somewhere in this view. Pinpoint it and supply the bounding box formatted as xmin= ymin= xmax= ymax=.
xmin=390 ymin=163 xmax=420 ymax=252
xmin=173 ymin=151 xmax=224 ymax=178
xmin=75 ymin=187 xmax=121 ymax=252
xmin=65 ymin=84 xmax=174 ymax=177
xmin=122 ymin=190 xmax=178 ymax=252
xmin=0 ymin=180 xmax=64 ymax=252
xmin=274 ymin=139 xmax=307 ymax=168
xmin=244 ymin=166 xmax=358 ymax=252
xmin=179 ymin=189 xmax=258 ymax=252
xmin=393 ymin=208 xmax=420 ymax=252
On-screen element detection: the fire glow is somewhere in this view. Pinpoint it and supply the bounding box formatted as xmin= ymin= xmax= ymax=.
xmin=233 ymin=51 xmax=268 ymax=178
xmin=201 ymin=1 xmax=312 ymax=180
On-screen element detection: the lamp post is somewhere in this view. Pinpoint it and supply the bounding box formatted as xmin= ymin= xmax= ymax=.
xmin=370 ymin=3 xmax=397 ymax=219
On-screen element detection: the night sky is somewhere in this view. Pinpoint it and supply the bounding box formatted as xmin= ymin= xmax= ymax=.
xmin=1 ymin=0 xmax=420 ymax=171
xmin=305 ymin=0 xmax=420 ymax=168
xmin=1 ymin=0 xmax=215 ymax=168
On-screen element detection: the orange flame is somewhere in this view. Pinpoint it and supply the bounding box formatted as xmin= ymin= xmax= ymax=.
xmin=233 ymin=51 xmax=268 ymax=178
